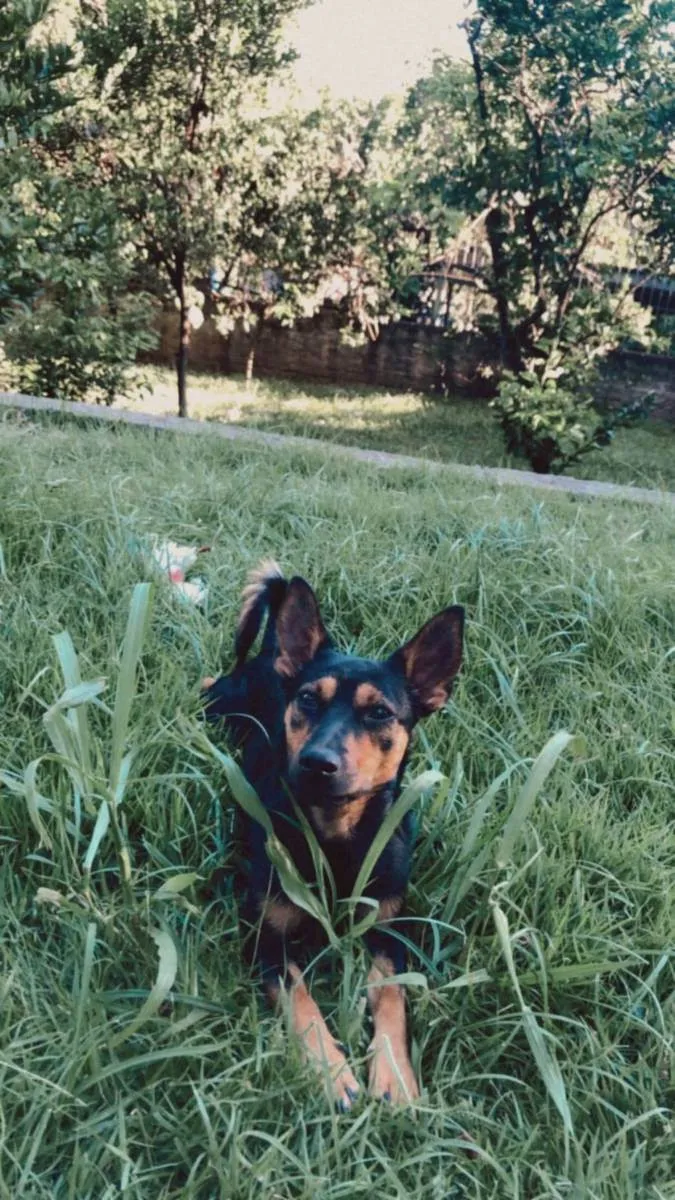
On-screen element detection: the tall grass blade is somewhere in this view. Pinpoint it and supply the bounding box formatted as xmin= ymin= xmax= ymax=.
xmin=351 ymin=769 xmax=445 ymax=901
xmin=108 ymin=583 xmax=152 ymax=799
xmin=493 ymin=898 xmax=574 ymax=1138
xmin=83 ymin=801 xmax=110 ymax=875
xmin=114 ymin=751 xmax=133 ymax=806
xmin=0 ymin=769 xmax=79 ymax=839
xmin=265 ymin=835 xmax=338 ymax=945
xmin=52 ymin=631 xmax=97 ymax=787
xmin=442 ymin=840 xmax=494 ymax=924
xmin=42 ymin=707 xmax=90 ymax=804
xmin=22 ymin=759 xmax=53 ymax=851
xmin=497 ymin=731 xmax=584 ymax=868
xmin=109 ymin=929 xmax=178 ymax=1048
xmin=47 ymin=680 xmax=107 ymax=714
xmin=73 ymin=923 xmax=97 ymax=1049
xmin=460 ymin=763 xmax=520 ymax=861
xmin=189 ymin=727 xmax=273 ymax=835
xmin=153 ymin=873 xmax=201 ymax=899
xmin=522 ymin=1011 xmax=575 ymax=1139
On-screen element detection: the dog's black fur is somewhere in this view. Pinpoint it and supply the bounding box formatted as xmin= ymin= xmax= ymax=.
xmin=202 ymin=560 xmax=464 ymax=1104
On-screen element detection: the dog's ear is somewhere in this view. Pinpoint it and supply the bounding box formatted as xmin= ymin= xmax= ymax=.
xmin=275 ymin=577 xmax=329 ymax=677
xmin=391 ymin=606 xmax=464 ymax=717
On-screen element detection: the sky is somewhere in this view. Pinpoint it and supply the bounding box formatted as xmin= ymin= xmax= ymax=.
xmin=290 ymin=0 xmax=472 ymax=102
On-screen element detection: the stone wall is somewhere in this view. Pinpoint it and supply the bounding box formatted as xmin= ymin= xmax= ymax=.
xmin=142 ymin=308 xmax=498 ymax=397
xmin=595 ymin=351 xmax=675 ymax=423
xmin=143 ymin=309 xmax=675 ymax=418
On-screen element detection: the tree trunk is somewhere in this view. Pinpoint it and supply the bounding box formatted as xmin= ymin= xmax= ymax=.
xmin=530 ymin=437 xmax=557 ymax=474
xmin=245 ymin=342 xmax=255 ymax=387
xmin=176 ymin=291 xmax=190 ymax=418
xmin=245 ymin=317 xmax=265 ymax=389
xmin=485 ymin=208 xmax=524 ymax=374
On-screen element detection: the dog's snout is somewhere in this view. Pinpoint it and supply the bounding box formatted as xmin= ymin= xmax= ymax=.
xmin=299 ymin=748 xmax=341 ymax=776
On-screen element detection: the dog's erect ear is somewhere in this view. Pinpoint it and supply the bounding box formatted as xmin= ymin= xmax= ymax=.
xmin=391 ymin=605 xmax=464 ymax=717
xmin=275 ymin=577 xmax=329 ymax=677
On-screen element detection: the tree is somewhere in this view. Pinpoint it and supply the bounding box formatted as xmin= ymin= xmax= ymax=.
xmin=1 ymin=1 xmax=155 ymax=403
xmin=0 ymin=0 xmax=74 ymax=321
xmin=400 ymin=0 xmax=675 ymax=471
xmin=78 ymin=0 xmax=308 ymax=418
xmin=208 ymin=96 xmax=428 ymax=379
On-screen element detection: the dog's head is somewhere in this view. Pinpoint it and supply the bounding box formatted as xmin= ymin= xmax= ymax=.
xmin=277 ymin=577 xmax=464 ymax=807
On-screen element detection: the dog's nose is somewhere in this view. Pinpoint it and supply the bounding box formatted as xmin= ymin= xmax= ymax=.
xmin=298 ymin=748 xmax=340 ymax=776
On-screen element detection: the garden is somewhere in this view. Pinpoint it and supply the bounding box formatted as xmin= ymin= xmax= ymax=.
xmin=1 ymin=411 xmax=673 ymax=1197
xmin=1 ymin=0 xmax=674 ymax=1195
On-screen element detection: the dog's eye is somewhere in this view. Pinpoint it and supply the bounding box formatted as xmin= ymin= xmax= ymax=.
xmin=365 ymin=704 xmax=394 ymax=725
xmin=297 ymin=689 xmax=319 ymax=712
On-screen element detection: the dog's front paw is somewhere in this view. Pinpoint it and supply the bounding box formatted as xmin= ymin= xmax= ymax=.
xmin=330 ymin=1060 xmax=361 ymax=1111
xmin=368 ymin=1038 xmax=419 ymax=1105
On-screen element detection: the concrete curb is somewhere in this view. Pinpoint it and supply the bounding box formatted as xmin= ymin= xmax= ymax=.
xmin=1 ymin=390 xmax=673 ymax=508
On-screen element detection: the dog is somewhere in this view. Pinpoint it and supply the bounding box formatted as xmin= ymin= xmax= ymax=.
xmin=202 ymin=560 xmax=464 ymax=1107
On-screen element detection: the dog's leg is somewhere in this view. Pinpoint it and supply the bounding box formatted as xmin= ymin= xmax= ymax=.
xmin=366 ymin=925 xmax=419 ymax=1105
xmin=284 ymin=964 xmax=360 ymax=1109
xmin=256 ymin=908 xmax=360 ymax=1110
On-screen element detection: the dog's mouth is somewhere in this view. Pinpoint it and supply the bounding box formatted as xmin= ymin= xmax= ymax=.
xmin=290 ymin=771 xmax=387 ymax=807
xmin=289 ymin=768 xmax=360 ymax=804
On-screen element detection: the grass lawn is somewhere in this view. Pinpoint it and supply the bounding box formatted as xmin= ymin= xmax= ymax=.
xmin=124 ymin=365 xmax=675 ymax=492
xmin=1 ymin=409 xmax=673 ymax=1198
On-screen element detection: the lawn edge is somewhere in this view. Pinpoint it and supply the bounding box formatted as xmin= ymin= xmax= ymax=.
xmin=2 ymin=390 xmax=673 ymax=508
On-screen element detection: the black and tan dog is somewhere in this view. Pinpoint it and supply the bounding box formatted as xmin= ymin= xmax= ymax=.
xmin=202 ymin=561 xmax=464 ymax=1107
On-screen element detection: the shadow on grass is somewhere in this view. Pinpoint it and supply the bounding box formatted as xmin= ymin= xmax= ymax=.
xmin=133 ymin=367 xmax=675 ymax=491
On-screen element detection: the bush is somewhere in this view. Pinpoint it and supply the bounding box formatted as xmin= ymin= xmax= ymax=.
xmin=491 ymin=292 xmax=658 ymax=474
xmin=3 ymin=291 xmax=156 ymax=406
xmin=1 ymin=185 xmax=157 ymax=405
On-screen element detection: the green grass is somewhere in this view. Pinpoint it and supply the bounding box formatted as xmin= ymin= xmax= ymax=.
xmin=126 ymin=365 xmax=675 ymax=492
xmin=0 ymin=407 xmax=674 ymax=1198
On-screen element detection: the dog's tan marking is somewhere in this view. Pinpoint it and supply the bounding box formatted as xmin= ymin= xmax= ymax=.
xmin=284 ymin=705 xmax=310 ymax=761
xmin=287 ymin=964 xmax=360 ymax=1107
xmin=367 ymin=954 xmax=419 ymax=1104
xmin=261 ymin=898 xmax=304 ymax=936
xmin=201 ymin=676 xmax=216 ymax=690
xmin=309 ymin=794 xmax=371 ymax=840
xmin=377 ymin=895 xmax=403 ymax=923
xmin=354 ymin=683 xmax=387 ymax=708
xmin=314 ymin=676 xmax=337 ymax=702
xmin=343 ymin=725 xmax=410 ymax=794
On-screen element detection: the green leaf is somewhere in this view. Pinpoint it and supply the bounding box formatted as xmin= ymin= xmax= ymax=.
xmin=497 ymin=732 xmax=585 ymax=868
xmin=492 ymin=899 xmax=574 ymax=1138
xmin=23 ymin=759 xmax=53 ymax=851
xmin=264 ymin=835 xmax=337 ymax=945
xmin=110 ymin=929 xmax=178 ymax=1048
xmin=351 ymin=769 xmax=445 ymax=901
xmin=189 ymin=726 xmax=273 ymax=836
xmin=522 ymin=1009 xmax=574 ymax=1138
xmin=153 ymin=873 xmax=201 ymax=899
xmin=363 ymin=971 xmax=428 ymax=990
xmin=109 ymin=583 xmax=152 ymax=800
xmin=46 ymin=679 xmax=107 ymax=714
xmin=83 ymin=800 xmax=110 ymax=875
xmin=52 ymin=631 xmax=97 ymax=788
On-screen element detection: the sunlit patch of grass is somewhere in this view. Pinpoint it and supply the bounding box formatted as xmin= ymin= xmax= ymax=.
xmin=0 ymin=409 xmax=673 ymax=1197
xmin=127 ymin=365 xmax=675 ymax=491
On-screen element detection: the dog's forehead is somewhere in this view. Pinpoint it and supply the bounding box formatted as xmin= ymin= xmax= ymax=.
xmin=297 ymin=653 xmax=408 ymax=705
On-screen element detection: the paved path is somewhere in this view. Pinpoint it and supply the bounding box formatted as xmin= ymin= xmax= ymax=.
xmin=2 ymin=390 xmax=673 ymax=507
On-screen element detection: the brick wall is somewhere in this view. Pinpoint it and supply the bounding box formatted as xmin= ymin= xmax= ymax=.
xmin=143 ymin=309 xmax=674 ymax=418
xmin=143 ymin=309 xmax=499 ymax=397
xmin=595 ymin=351 xmax=675 ymax=423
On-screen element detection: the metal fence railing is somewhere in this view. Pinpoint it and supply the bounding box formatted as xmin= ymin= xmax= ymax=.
xmin=408 ymin=247 xmax=675 ymax=356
